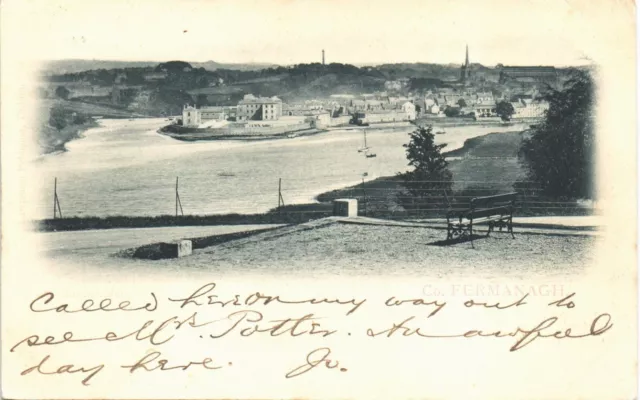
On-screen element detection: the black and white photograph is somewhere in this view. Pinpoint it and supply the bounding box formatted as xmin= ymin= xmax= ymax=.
xmin=32 ymin=24 xmax=598 ymax=276
xmin=1 ymin=0 xmax=636 ymax=399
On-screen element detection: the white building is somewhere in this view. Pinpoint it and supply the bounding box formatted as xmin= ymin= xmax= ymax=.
xmin=182 ymin=105 xmax=231 ymax=127
xmin=475 ymin=103 xmax=497 ymax=118
xmin=182 ymin=105 xmax=201 ymax=127
xmin=237 ymin=94 xmax=282 ymax=122
xmin=425 ymin=97 xmax=436 ymax=109
xmin=476 ymin=92 xmax=494 ymax=105
xmin=512 ymin=100 xmax=550 ymax=119
xmin=401 ymin=102 xmax=417 ymax=120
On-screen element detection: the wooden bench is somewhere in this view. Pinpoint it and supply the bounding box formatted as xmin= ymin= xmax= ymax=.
xmin=446 ymin=192 xmax=518 ymax=242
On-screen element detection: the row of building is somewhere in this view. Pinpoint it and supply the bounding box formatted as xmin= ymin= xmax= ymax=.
xmin=182 ymin=93 xmax=420 ymax=128
xmin=423 ymin=91 xmax=549 ymax=119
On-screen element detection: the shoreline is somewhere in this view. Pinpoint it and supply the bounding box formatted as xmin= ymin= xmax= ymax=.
xmin=155 ymin=118 xmax=535 ymax=144
xmin=39 ymin=118 xmax=101 ymax=155
xmin=157 ymin=126 xmax=328 ymax=142
xmin=156 ymin=121 xmax=416 ymax=143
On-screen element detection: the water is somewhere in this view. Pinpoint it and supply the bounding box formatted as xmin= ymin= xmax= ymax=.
xmin=27 ymin=118 xmax=527 ymax=219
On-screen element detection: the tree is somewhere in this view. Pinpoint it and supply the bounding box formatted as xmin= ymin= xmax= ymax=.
xmin=495 ymin=101 xmax=515 ymax=121
xmin=444 ymin=106 xmax=460 ymax=117
xmin=457 ymin=98 xmax=467 ymax=107
xmin=55 ymin=86 xmax=70 ymax=100
xmin=519 ymin=69 xmax=594 ymax=199
xmin=49 ymin=106 xmax=68 ymax=130
xmin=72 ymin=113 xmax=88 ymax=125
xmin=155 ymin=61 xmax=193 ymax=74
xmin=397 ymin=126 xmax=453 ymax=213
xmin=196 ymin=94 xmax=209 ymax=107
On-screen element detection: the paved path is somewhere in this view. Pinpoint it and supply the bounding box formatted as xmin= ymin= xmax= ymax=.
xmin=513 ymin=215 xmax=603 ymax=227
xmin=38 ymin=225 xmax=285 ymax=257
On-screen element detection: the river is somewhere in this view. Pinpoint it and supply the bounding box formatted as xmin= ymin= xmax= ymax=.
xmin=26 ymin=118 xmax=528 ymax=219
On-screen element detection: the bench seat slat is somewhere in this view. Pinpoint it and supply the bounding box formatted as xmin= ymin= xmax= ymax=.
xmin=448 ymin=215 xmax=509 ymax=227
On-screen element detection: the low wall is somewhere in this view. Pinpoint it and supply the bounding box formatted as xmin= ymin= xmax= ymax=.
xmin=361 ymin=111 xmax=410 ymax=124
xmin=328 ymin=116 xmax=351 ymax=126
xmin=162 ymin=121 xmax=312 ymax=136
xmin=242 ymin=121 xmax=311 ymax=135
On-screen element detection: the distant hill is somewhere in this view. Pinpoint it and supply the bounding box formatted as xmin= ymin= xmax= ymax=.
xmin=41 ymin=59 xmax=279 ymax=75
xmin=41 ymin=60 xmax=578 ymax=117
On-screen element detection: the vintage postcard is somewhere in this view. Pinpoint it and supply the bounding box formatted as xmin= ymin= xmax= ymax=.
xmin=1 ymin=0 xmax=637 ymax=398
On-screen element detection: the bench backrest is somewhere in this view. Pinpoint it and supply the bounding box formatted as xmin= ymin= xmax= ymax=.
xmin=467 ymin=206 xmax=511 ymax=220
xmin=470 ymin=192 xmax=518 ymax=210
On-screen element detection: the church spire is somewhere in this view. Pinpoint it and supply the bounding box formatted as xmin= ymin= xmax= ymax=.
xmin=465 ymin=44 xmax=469 ymax=67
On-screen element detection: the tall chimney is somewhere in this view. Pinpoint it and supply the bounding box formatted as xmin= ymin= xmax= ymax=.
xmin=322 ymin=49 xmax=325 ymax=65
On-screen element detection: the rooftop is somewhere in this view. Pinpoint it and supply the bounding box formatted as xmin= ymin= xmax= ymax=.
xmin=501 ymin=66 xmax=557 ymax=73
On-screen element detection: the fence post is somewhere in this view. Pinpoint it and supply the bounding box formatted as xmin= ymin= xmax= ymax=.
xmin=175 ymin=177 xmax=184 ymax=217
xmin=53 ymin=177 xmax=62 ymax=219
xmin=53 ymin=177 xmax=57 ymax=219
xmin=522 ymin=182 xmax=528 ymax=215
xmin=277 ymin=178 xmax=285 ymax=210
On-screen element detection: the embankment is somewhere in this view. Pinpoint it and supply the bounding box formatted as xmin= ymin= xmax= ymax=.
xmin=37 ymin=211 xmax=332 ymax=232
xmin=39 ymin=119 xmax=100 ymax=154
xmin=159 ymin=124 xmax=326 ymax=142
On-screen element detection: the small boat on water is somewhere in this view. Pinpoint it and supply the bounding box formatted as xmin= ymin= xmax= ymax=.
xmin=287 ymin=133 xmax=297 ymax=138
xmin=366 ymin=152 xmax=377 ymax=158
xmin=436 ymin=130 xmax=446 ymax=135
xmin=357 ymin=129 xmax=371 ymax=152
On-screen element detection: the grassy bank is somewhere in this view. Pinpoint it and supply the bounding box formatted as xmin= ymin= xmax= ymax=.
xmin=38 ymin=99 xmax=153 ymax=154
xmin=41 ymin=99 xmax=151 ymax=119
xmin=39 ymin=118 xmax=100 ymax=154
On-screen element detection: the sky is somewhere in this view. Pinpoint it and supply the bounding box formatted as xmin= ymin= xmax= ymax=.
xmin=2 ymin=0 xmax=633 ymax=67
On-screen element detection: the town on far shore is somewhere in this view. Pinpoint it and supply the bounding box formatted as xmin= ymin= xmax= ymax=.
xmin=174 ymin=46 xmax=555 ymax=139
xmin=39 ymin=46 xmax=575 ymax=148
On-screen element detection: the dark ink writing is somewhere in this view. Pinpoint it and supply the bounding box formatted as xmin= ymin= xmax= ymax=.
xmin=285 ymin=347 xmax=346 ymax=378
xmin=366 ymin=313 xmax=613 ymax=351
xmin=20 ymin=355 xmax=104 ymax=386
xmin=168 ymin=282 xmax=366 ymax=315
xmin=121 ymin=351 xmax=223 ymax=373
xmin=30 ymin=292 xmax=158 ymax=313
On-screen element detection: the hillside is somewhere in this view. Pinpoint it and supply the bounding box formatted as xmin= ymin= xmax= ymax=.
xmin=42 ymin=62 xmax=395 ymax=112
xmin=40 ymin=60 xmax=577 ymax=116
xmin=41 ymin=59 xmax=279 ymax=75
